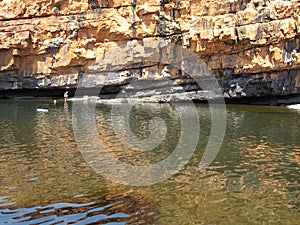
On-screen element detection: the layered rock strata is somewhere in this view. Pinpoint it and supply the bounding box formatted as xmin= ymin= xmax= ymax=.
xmin=0 ymin=0 xmax=299 ymax=104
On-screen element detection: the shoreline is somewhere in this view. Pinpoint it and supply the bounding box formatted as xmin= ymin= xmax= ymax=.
xmin=1 ymin=90 xmax=300 ymax=106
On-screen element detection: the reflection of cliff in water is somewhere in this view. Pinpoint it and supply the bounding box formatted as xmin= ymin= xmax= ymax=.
xmin=0 ymin=100 xmax=159 ymax=224
xmin=1 ymin=100 xmax=300 ymax=224
xmin=137 ymin=105 xmax=300 ymax=225
xmin=0 ymin=100 xmax=102 ymax=207
xmin=93 ymin=103 xmax=183 ymax=166
xmin=0 ymin=101 xmax=157 ymax=211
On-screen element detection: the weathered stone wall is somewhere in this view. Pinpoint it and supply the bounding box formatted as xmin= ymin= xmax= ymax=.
xmin=0 ymin=0 xmax=299 ymax=103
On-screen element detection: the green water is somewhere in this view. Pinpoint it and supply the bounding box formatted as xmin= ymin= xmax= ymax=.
xmin=0 ymin=100 xmax=299 ymax=224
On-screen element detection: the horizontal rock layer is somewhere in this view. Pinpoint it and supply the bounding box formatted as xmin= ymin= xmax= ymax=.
xmin=0 ymin=0 xmax=300 ymax=104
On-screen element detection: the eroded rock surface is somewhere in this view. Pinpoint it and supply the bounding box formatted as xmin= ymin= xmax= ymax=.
xmin=0 ymin=0 xmax=299 ymax=103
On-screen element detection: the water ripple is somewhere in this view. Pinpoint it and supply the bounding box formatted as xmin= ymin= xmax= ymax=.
xmin=0 ymin=195 xmax=158 ymax=225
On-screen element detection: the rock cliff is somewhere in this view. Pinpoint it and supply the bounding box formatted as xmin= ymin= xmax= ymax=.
xmin=0 ymin=0 xmax=299 ymax=104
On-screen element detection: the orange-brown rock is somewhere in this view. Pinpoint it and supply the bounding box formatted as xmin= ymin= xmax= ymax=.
xmin=0 ymin=0 xmax=299 ymax=104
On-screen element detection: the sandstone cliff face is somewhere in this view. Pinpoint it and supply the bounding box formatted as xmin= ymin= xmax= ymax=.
xmin=0 ymin=0 xmax=299 ymax=103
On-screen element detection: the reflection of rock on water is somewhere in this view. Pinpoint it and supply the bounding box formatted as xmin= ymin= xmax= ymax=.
xmin=2 ymin=194 xmax=158 ymax=224
xmin=90 ymin=102 xmax=182 ymax=166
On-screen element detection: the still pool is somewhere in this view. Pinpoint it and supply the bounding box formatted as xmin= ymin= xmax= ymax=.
xmin=0 ymin=100 xmax=299 ymax=224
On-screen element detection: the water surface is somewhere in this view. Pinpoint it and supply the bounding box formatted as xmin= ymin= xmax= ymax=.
xmin=0 ymin=100 xmax=299 ymax=224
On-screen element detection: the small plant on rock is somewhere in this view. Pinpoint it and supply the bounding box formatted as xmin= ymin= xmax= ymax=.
xmin=7 ymin=37 xmax=13 ymax=46
xmin=144 ymin=28 xmax=152 ymax=37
